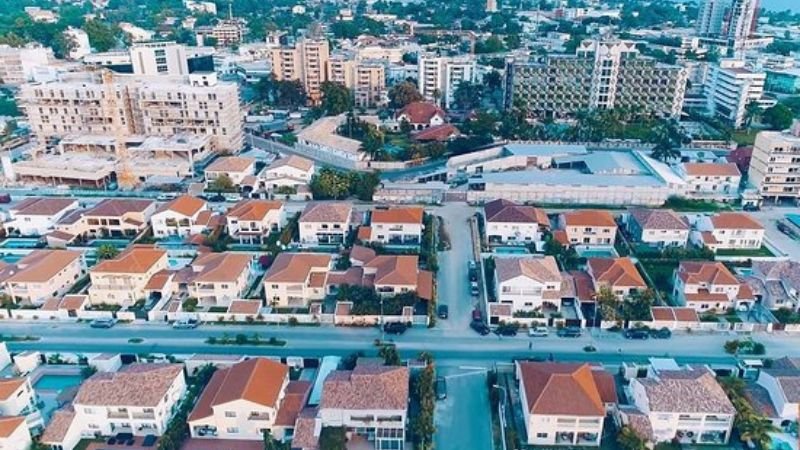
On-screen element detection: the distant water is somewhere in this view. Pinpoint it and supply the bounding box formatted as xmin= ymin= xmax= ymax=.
xmin=759 ymin=0 xmax=800 ymax=12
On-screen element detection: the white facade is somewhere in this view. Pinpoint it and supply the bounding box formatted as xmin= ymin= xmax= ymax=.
xmin=150 ymin=203 xmax=210 ymax=238
xmin=496 ymin=274 xmax=562 ymax=313
xmin=417 ymin=54 xmax=477 ymax=108
xmin=678 ymin=167 xmax=741 ymax=201
xmin=0 ymin=45 xmax=52 ymax=85
xmin=131 ymin=42 xmax=189 ymax=76
xmin=756 ymin=370 xmax=799 ymax=423
xmin=0 ymin=379 xmax=36 ymax=417
xmin=690 ymin=215 xmax=765 ymax=251
xmin=486 ymin=221 xmax=542 ymax=244
xmin=64 ymin=28 xmax=91 ymax=60
xmin=749 ymin=123 xmax=800 ymax=202
xmin=0 ymin=417 xmax=32 ymax=450
xmin=3 ymin=199 xmax=78 ymax=236
xmin=705 ymin=59 xmax=768 ymax=128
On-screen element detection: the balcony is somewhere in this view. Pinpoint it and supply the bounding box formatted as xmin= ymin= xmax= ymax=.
xmin=108 ymin=410 xmax=130 ymax=419
xmin=248 ymin=412 xmax=271 ymax=421
xmin=131 ymin=411 xmax=156 ymax=420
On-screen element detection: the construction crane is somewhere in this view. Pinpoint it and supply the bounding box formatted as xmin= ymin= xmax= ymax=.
xmin=99 ymin=69 xmax=136 ymax=190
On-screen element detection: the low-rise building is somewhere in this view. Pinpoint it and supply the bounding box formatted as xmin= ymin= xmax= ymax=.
xmin=754 ymin=357 xmax=800 ymax=425
xmin=629 ymin=365 xmax=735 ymax=444
xmin=0 ymin=378 xmax=36 ymax=416
xmin=494 ymin=256 xmax=564 ymax=314
xmin=88 ymin=246 xmax=168 ymax=306
xmin=54 ymin=199 xmax=156 ymax=240
xmin=0 ymin=415 xmax=31 ymax=449
xmin=3 ymin=197 xmax=78 ymax=236
xmin=180 ymin=252 xmax=254 ymax=308
xmin=0 ymin=249 xmax=83 ymax=305
xmin=673 ymin=261 xmax=754 ymax=312
xmin=261 ymin=155 xmax=315 ymax=194
xmin=361 ymin=207 xmax=424 ymax=245
xmin=678 ymin=163 xmax=741 ymax=201
xmin=395 ymin=102 xmax=446 ymax=130
xmin=747 ymin=260 xmax=800 ymax=310
xmin=689 ymin=212 xmax=765 ymax=252
xmin=205 ymin=156 xmax=257 ymax=187
xmin=586 ymin=257 xmax=647 ymax=299
xmin=298 ymin=202 xmax=353 ymax=245
xmin=627 ymin=209 xmax=689 ymax=248
xmin=150 ymin=195 xmax=211 ymax=238
xmin=326 ymin=249 xmax=434 ymax=301
xmin=484 ymin=199 xmax=549 ymax=245
xmin=263 ymin=253 xmax=332 ymax=307
xmin=516 ymin=362 xmax=617 ymax=446
xmin=41 ymin=364 xmax=186 ymax=449
xmin=225 ymin=200 xmax=285 ymax=244
xmin=558 ymin=210 xmax=618 ymax=246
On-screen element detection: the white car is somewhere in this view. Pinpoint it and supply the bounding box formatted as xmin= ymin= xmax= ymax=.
xmin=528 ymin=326 xmax=549 ymax=337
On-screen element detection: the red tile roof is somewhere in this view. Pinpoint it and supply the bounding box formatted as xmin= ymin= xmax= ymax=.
xmin=518 ymin=362 xmax=616 ymax=416
xmin=397 ymin=102 xmax=445 ymax=124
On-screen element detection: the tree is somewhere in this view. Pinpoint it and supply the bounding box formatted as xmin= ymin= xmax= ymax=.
xmin=474 ymin=35 xmax=505 ymax=53
xmin=622 ymin=289 xmax=654 ymax=321
xmin=208 ymin=174 xmax=235 ymax=193
xmin=596 ymin=286 xmax=620 ymax=321
xmin=412 ymin=362 xmax=436 ymax=449
xmin=321 ymin=81 xmax=353 ymax=116
xmin=388 ymin=81 xmax=423 ymax=109
xmin=275 ymin=79 xmax=307 ymax=108
xmin=309 ymin=168 xmax=353 ymax=199
xmin=83 ymin=19 xmax=120 ymax=52
xmin=319 ymin=427 xmax=347 ymax=450
xmin=617 ymin=426 xmax=648 ymax=450
xmin=650 ymin=121 xmax=683 ymax=162
xmin=762 ymin=104 xmax=794 ymax=130
xmin=96 ymin=244 xmax=119 ymax=260
xmin=452 ymin=81 xmax=483 ymax=110
xmin=744 ymin=100 xmax=763 ymax=128
xmin=378 ymin=344 xmax=401 ymax=366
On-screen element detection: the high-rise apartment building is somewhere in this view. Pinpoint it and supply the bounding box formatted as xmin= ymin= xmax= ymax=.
xmin=417 ymin=54 xmax=477 ymax=108
xmin=0 ymin=45 xmax=52 ymax=85
xmin=749 ymin=121 xmax=800 ymax=203
xmin=130 ymin=41 xmax=189 ymax=76
xmin=19 ymin=71 xmax=243 ymax=151
xmin=704 ymin=59 xmax=767 ymax=128
xmin=505 ymin=40 xmax=687 ymax=119
xmin=696 ymin=0 xmax=759 ymax=53
xmin=270 ymin=38 xmax=330 ymax=104
xmin=326 ymin=55 xmax=386 ymax=107
xmin=696 ymin=0 xmax=732 ymax=36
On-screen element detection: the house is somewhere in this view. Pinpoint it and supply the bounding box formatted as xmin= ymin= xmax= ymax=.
xmin=225 ymin=200 xmax=285 ymax=244
xmin=150 ymin=195 xmax=213 ymax=238
xmin=261 ymin=155 xmax=315 ymax=193
xmin=395 ymin=101 xmax=445 ymax=130
xmin=678 ymin=163 xmax=741 ymax=201
xmin=188 ymin=358 xmax=310 ymax=441
xmin=557 ymin=210 xmax=617 ymax=246
xmin=494 ymin=256 xmax=564 ymax=315
xmin=0 ymin=378 xmax=36 ymax=416
xmin=515 ymin=362 xmax=617 ymax=446
xmin=689 ymin=213 xmax=765 ymax=252
xmin=746 ymin=260 xmax=800 ymax=310
xmin=88 ymin=245 xmax=169 ymax=306
xmin=754 ymin=357 xmax=800 ymax=426
xmin=0 ymin=416 xmax=31 ymax=450
xmin=326 ymin=248 xmax=434 ymax=301
xmin=54 ymin=199 xmax=156 ymax=240
xmin=673 ymin=261 xmax=754 ymax=312
xmin=3 ymin=197 xmax=78 ymax=236
xmin=292 ymin=361 xmax=409 ymax=450
xmin=263 ymin=253 xmax=332 ymax=307
xmin=298 ymin=202 xmax=353 ymax=245
xmin=410 ymin=123 xmax=459 ymax=142
xmin=0 ymin=250 xmax=83 ymax=305
xmin=40 ymin=364 xmax=186 ymax=450
xmin=629 ymin=365 xmax=735 ymax=445
xmin=586 ymin=257 xmax=646 ymax=299
xmin=484 ymin=199 xmax=549 ymax=245
xmin=178 ymin=252 xmax=254 ymax=308
xmin=361 ymin=207 xmax=424 ymax=245
xmin=205 ymin=156 xmax=256 ymax=187
xmin=627 ymin=209 xmax=689 ymax=248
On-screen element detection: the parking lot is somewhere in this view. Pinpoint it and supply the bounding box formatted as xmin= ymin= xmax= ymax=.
xmin=435 ymin=367 xmax=493 ymax=450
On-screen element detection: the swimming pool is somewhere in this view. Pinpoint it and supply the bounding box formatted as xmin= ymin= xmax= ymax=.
xmin=788 ymin=214 xmax=800 ymax=229
xmin=0 ymin=238 xmax=41 ymax=249
xmin=89 ymin=239 xmax=130 ymax=248
xmin=0 ymin=254 xmax=23 ymax=264
xmin=34 ymin=374 xmax=83 ymax=392
xmin=493 ymin=246 xmax=530 ymax=254
xmin=576 ymin=247 xmax=619 ymax=258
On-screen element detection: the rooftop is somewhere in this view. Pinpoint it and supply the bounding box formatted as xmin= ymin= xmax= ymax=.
xmin=638 ymin=367 xmax=735 ymax=414
xmin=484 ymin=199 xmax=548 ymax=224
xmin=264 ymin=253 xmax=331 ymax=283
xmin=227 ymin=199 xmax=283 ymax=221
xmin=320 ymin=363 xmax=409 ymax=411
xmin=630 ymin=209 xmax=688 ymax=231
xmin=495 ymin=256 xmax=561 ymax=284
xmin=75 ymin=363 xmax=183 ymax=407
xmin=588 ymin=257 xmax=646 ymax=288
xmin=154 ymin=195 xmax=206 ymax=217
xmin=300 ymin=202 xmax=352 ymax=223
xmin=10 ymin=197 xmax=76 ymax=216
xmin=0 ymin=249 xmax=81 ymax=284
xmin=563 ymin=210 xmax=617 ymax=228
xmin=206 ymin=156 xmax=256 ymax=173
xmin=710 ymin=212 xmax=764 ymax=230
xmin=517 ymin=362 xmax=616 ymax=416
xmin=91 ymin=245 xmax=166 ymax=274
xmin=371 ymin=207 xmax=424 ymax=225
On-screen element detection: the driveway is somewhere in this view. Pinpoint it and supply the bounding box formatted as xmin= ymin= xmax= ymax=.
xmin=435 ymin=367 xmax=493 ymax=450
xmin=750 ymin=207 xmax=800 ymax=259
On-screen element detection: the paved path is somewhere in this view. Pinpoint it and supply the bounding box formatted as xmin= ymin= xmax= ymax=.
xmin=434 ymin=203 xmax=479 ymax=332
xmin=435 ymin=368 xmax=493 ymax=450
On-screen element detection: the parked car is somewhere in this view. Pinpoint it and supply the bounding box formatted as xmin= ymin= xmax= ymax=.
xmin=623 ymin=329 xmax=650 ymax=340
xmin=472 ymin=309 xmax=482 ymax=322
xmin=650 ymin=327 xmax=672 ymax=339
xmin=206 ymin=194 xmax=226 ymax=203
xmin=470 ymin=281 xmax=480 ymax=296
xmin=494 ymin=324 xmax=518 ymax=337
xmin=470 ymin=320 xmax=490 ymax=335
xmin=528 ymin=326 xmax=549 ymax=337
xmin=743 ymin=204 xmax=760 ymax=212
xmin=556 ymin=326 xmax=582 ymax=338
xmin=437 ymin=305 xmax=449 ymax=319
xmin=90 ymin=318 xmax=117 ymax=329
xmin=468 ymin=260 xmax=478 ymax=282
xmin=172 ymin=318 xmax=199 ymax=329
xmin=156 ymin=192 xmax=177 ymax=201
xmin=383 ymin=322 xmax=408 ymax=335
xmin=0 ymin=193 xmax=11 ymax=204
xmin=435 ymin=376 xmax=447 ymax=400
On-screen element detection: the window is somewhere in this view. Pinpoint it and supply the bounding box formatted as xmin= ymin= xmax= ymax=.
xmin=226 ymin=427 xmax=239 ymax=434
xmin=225 ymin=411 xmax=237 ymax=418
xmin=537 ymin=433 xmax=548 ymax=438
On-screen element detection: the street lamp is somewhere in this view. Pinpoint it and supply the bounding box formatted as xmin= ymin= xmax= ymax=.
xmin=493 ymin=384 xmax=508 ymax=450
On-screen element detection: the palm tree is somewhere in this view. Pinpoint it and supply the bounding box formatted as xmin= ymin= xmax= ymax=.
xmin=96 ymin=243 xmax=119 ymax=260
xmin=651 ymin=121 xmax=683 ymax=162
xmin=744 ymin=101 xmax=763 ymax=128
xmin=738 ymin=416 xmax=778 ymax=450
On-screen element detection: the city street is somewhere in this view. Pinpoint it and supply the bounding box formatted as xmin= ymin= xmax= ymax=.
xmin=434 ymin=203 xmax=480 ymax=331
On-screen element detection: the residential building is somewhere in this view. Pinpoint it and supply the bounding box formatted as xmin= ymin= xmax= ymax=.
xmin=689 ymin=212 xmax=765 ymax=252
xmin=0 ymin=250 xmax=83 ymax=305
xmin=395 ymin=102 xmax=446 ymax=130
xmin=726 ymin=0 xmax=760 ymax=53
xmin=747 ymin=260 xmax=800 ymax=310
xmin=41 ymin=364 xmax=186 ymax=450
xmin=0 ymin=416 xmax=31 ymax=450
xmin=484 ymin=199 xmax=549 ymax=245
xmin=19 ymin=71 xmax=243 ymax=152
xmin=704 ymin=59 xmax=769 ymax=128
xmin=181 ymin=252 xmax=254 ymax=307
xmin=298 ymin=202 xmax=353 ymax=245
xmin=0 ymin=44 xmax=52 ymax=85
xmin=326 ymin=55 xmax=386 ymax=107
xmin=627 ymin=209 xmax=689 ymax=248
xmin=263 ymin=253 xmax=332 ymax=307
xmin=205 ymin=156 xmax=257 ymax=187
xmin=292 ymin=362 xmax=409 ymax=450
xmin=119 ymin=23 xmax=154 ymax=42
xmin=261 ymin=155 xmax=315 ymax=193
xmin=557 ymin=210 xmax=618 ymax=246
xmin=766 ymin=69 xmax=800 ymax=94
xmin=3 ymin=197 xmax=78 ymax=236
xmin=629 ymin=366 xmax=735 ymax=444
xmin=0 ymin=378 xmax=36 ymax=416
xmin=586 ymin=257 xmax=647 ymax=299
xmin=88 ymin=246 xmax=169 ymax=306
xmin=188 ymin=358 xmax=309 ymax=440
xmin=24 ymin=6 xmax=57 ymax=23
xmin=225 ymin=200 xmax=285 ymax=244
xmin=749 ymin=122 xmax=800 ymax=203
xmin=64 ymin=28 xmax=91 ymax=60
xmin=130 ymin=41 xmax=189 ymax=76
xmin=678 ymin=163 xmax=741 ymax=201
xmin=753 ymin=357 xmax=800 ymax=425
xmin=516 ymin=362 xmax=616 ymax=446
xmin=196 ymin=20 xmax=245 ymax=47
xmin=270 ymin=38 xmax=330 ymax=104
xmin=150 ymin=195 xmax=212 ymax=238
xmin=673 ymin=261 xmax=754 ymax=312
xmin=54 ymin=199 xmax=156 ymax=240
xmin=362 ymin=207 xmax=424 ymax=245
xmin=326 ymin=249 xmax=434 ymax=301
xmin=506 ymin=40 xmax=687 ymax=119
xmin=494 ymin=256 xmax=564 ymax=314
xmin=697 ymin=0 xmax=731 ymax=36
xmin=417 ymin=54 xmax=477 ymax=108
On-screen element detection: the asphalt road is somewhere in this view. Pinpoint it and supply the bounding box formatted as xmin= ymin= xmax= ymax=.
xmin=435 ymin=369 xmax=493 ymax=450
xmin=434 ymin=203 xmax=479 ymax=332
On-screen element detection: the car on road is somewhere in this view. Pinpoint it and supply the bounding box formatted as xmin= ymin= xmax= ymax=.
xmin=494 ymin=325 xmax=518 ymax=337
xmin=472 ymin=309 xmax=482 ymax=322
xmin=206 ymin=194 xmax=226 ymax=203
xmin=437 ymin=305 xmax=449 ymax=319
xmin=383 ymin=322 xmax=408 ymax=335
xmin=468 ymin=260 xmax=478 ymax=281
xmin=435 ymin=376 xmax=447 ymax=400
xmin=470 ymin=281 xmax=480 ymax=296
xmin=172 ymin=318 xmax=199 ymax=329
xmin=556 ymin=326 xmax=582 ymax=338
xmin=623 ymin=329 xmax=650 ymax=340
xmin=90 ymin=318 xmax=117 ymax=329
xmin=650 ymin=327 xmax=672 ymax=339
xmin=528 ymin=326 xmax=549 ymax=337
xmin=470 ymin=320 xmax=490 ymax=335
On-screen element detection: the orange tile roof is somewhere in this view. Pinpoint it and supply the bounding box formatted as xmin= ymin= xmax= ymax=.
xmin=518 ymin=362 xmax=615 ymax=416
xmin=59 ymin=295 xmax=87 ymax=310
xmin=683 ymin=163 xmax=741 ymax=177
xmin=227 ymin=199 xmax=283 ymax=221
xmin=563 ymin=210 xmax=616 ymax=228
xmin=206 ymin=156 xmax=256 ymax=173
xmin=365 ymin=255 xmax=420 ymax=286
xmin=371 ymin=207 xmax=424 ymax=225
xmin=264 ymin=253 xmax=331 ymax=283
xmin=674 ymin=307 xmax=699 ymax=322
xmin=189 ymin=252 xmax=252 ymax=283
xmin=227 ymin=300 xmax=260 ymax=314
xmin=300 ymin=202 xmax=352 ymax=223
xmin=0 ymin=378 xmax=26 ymax=401
xmin=357 ymin=226 xmax=371 ymax=241
xmin=3 ymin=249 xmax=81 ymax=283
xmin=417 ymin=270 xmax=434 ymax=301
xmin=484 ymin=199 xmax=548 ymax=225
xmin=397 ymin=102 xmax=445 ymax=124
xmin=84 ymin=198 xmax=154 ymax=217
xmin=651 ymin=306 xmax=675 ymax=321
xmin=189 ymin=358 xmax=289 ymax=421
xmin=145 ymin=270 xmax=174 ymax=290
xmin=710 ymin=213 xmax=763 ymax=230
xmin=91 ymin=245 xmax=166 ymax=274
xmin=75 ymin=364 xmax=183 ymax=407
xmin=268 ymin=155 xmax=314 ymax=172
xmin=155 ymin=195 xmax=206 ymax=217
xmin=0 ymin=416 xmax=25 ymax=438
xmin=321 ymin=364 xmax=409 ymax=411
xmin=495 ymin=256 xmax=561 ymax=284
xmin=274 ymin=380 xmax=312 ymax=426
xmin=678 ymin=261 xmax=739 ymax=285
xmin=11 ymin=197 xmax=76 ymax=216
xmin=40 ymin=406 xmax=75 ymax=444
xmin=588 ymin=257 xmax=646 ymax=289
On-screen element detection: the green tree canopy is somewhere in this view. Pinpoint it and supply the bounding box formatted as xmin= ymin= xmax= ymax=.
xmin=762 ymin=104 xmax=794 ymax=130
xmin=388 ymin=81 xmax=424 ymax=109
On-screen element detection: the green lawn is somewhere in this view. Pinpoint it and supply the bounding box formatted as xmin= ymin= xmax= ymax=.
xmin=662 ymin=197 xmax=732 ymax=212
xmin=731 ymin=129 xmax=759 ymax=146
xmin=639 ymin=260 xmax=678 ymax=293
xmin=716 ymin=246 xmax=774 ymax=257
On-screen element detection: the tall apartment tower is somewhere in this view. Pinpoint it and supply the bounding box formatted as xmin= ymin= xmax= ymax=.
xmin=704 ymin=59 xmax=766 ymax=128
xmin=417 ymin=53 xmax=477 ymax=108
xmin=749 ymin=121 xmax=800 ymax=203
xmin=270 ymin=38 xmax=330 ymax=104
xmin=130 ymin=41 xmax=189 ymax=76
xmin=725 ymin=0 xmax=759 ymax=54
xmin=696 ymin=0 xmax=731 ymax=36
xmin=326 ymin=54 xmax=386 ymax=108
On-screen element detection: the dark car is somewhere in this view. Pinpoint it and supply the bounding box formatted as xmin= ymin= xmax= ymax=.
xmin=624 ymin=329 xmax=650 ymax=340
xmin=383 ymin=322 xmax=408 ymax=335
xmin=651 ymin=327 xmax=672 ymax=339
xmin=557 ymin=326 xmax=582 ymax=338
xmin=0 ymin=193 xmax=10 ymax=204
xmin=494 ymin=325 xmax=518 ymax=337
xmin=470 ymin=320 xmax=490 ymax=335
xmin=743 ymin=204 xmax=760 ymax=211
xmin=207 ymin=194 xmax=226 ymax=203
xmin=435 ymin=376 xmax=447 ymax=400
xmin=472 ymin=309 xmax=482 ymax=322
xmin=437 ymin=305 xmax=449 ymax=319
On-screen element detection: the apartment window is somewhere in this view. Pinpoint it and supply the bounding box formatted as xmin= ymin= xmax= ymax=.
xmin=225 ymin=411 xmax=237 ymax=418
xmin=226 ymin=427 xmax=239 ymax=434
xmin=537 ymin=433 xmax=548 ymax=438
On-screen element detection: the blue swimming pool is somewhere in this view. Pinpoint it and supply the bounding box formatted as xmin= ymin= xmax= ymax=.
xmin=0 ymin=238 xmax=41 ymax=249
xmin=494 ymin=246 xmax=530 ymax=254
xmin=34 ymin=374 xmax=83 ymax=392
xmin=788 ymin=214 xmax=800 ymax=229
xmin=89 ymin=239 xmax=130 ymax=248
